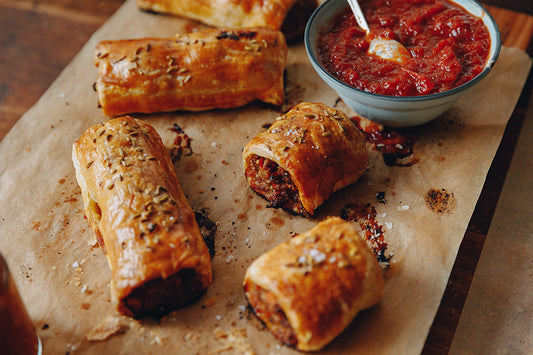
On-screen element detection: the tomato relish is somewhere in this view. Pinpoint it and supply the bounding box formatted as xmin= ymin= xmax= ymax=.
xmin=318 ymin=0 xmax=491 ymax=96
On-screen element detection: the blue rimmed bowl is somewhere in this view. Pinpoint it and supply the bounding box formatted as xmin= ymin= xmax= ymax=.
xmin=304 ymin=0 xmax=501 ymax=127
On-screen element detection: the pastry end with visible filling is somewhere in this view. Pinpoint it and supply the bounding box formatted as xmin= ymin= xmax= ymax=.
xmin=244 ymin=281 xmax=297 ymax=348
xmin=245 ymin=154 xmax=309 ymax=217
xmin=120 ymin=268 xmax=207 ymax=319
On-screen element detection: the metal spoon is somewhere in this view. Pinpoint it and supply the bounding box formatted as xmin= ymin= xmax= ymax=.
xmin=346 ymin=0 xmax=411 ymax=64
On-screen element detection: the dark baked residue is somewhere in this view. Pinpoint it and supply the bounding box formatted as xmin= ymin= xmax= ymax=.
xmin=194 ymin=209 xmax=217 ymax=257
xmin=425 ymin=188 xmax=457 ymax=214
xmin=340 ymin=203 xmax=391 ymax=266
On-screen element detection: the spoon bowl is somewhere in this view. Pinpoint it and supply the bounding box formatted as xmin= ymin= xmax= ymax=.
xmin=346 ymin=0 xmax=410 ymax=64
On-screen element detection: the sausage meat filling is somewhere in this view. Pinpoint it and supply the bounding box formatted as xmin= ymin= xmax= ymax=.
xmin=122 ymin=268 xmax=206 ymax=319
xmin=244 ymin=282 xmax=297 ymax=348
xmin=245 ymin=154 xmax=307 ymax=216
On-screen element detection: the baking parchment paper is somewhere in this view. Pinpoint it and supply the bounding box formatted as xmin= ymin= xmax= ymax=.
xmin=449 ymin=74 xmax=533 ymax=354
xmin=0 ymin=0 xmax=531 ymax=354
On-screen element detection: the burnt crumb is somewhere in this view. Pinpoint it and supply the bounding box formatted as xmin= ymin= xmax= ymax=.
xmin=195 ymin=209 xmax=217 ymax=257
xmin=216 ymin=30 xmax=257 ymax=41
xmin=376 ymin=249 xmax=390 ymax=264
xmin=425 ymin=188 xmax=457 ymax=214
xmin=262 ymin=122 xmax=273 ymax=130
xmin=240 ymin=31 xmax=258 ymax=39
xmin=216 ymin=31 xmax=240 ymax=41
xmin=376 ymin=191 xmax=386 ymax=204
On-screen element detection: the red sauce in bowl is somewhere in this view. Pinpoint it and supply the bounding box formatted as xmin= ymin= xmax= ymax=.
xmin=318 ymin=0 xmax=491 ymax=96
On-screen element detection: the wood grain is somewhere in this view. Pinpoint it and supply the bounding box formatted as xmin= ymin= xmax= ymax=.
xmin=0 ymin=0 xmax=124 ymax=141
xmin=486 ymin=5 xmax=533 ymax=54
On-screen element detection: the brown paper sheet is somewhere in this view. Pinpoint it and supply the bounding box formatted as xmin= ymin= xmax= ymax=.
xmin=449 ymin=82 xmax=533 ymax=353
xmin=0 ymin=0 xmax=531 ymax=354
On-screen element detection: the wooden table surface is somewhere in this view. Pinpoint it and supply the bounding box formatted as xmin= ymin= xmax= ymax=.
xmin=1 ymin=0 xmax=532 ymax=353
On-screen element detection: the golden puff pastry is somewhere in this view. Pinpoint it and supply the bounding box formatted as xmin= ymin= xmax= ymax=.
xmin=244 ymin=217 xmax=384 ymax=351
xmin=243 ymin=102 xmax=369 ymax=217
xmin=94 ymin=27 xmax=287 ymax=116
xmin=72 ymin=116 xmax=212 ymax=318
xmin=136 ymin=0 xmax=317 ymax=41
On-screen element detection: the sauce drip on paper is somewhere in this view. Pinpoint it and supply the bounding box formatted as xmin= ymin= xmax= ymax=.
xmin=352 ymin=116 xmax=419 ymax=167
xmin=169 ymin=124 xmax=193 ymax=163
xmin=340 ymin=203 xmax=391 ymax=266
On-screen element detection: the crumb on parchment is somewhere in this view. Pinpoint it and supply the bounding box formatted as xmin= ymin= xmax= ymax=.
xmin=86 ymin=315 xmax=130 ymax=341
xmin=208 ymin=327 xmax=255 ymax=355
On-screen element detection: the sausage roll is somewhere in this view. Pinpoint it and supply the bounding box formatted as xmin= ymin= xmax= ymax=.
xmin=94 ymin=27 xmax=287 ymax=116
xmin=72 ymin=116 xmax=212 ymax=318
xmin=243 ymin=102 xmax=369 ymax=217
xmin=136 ymin=0 xmax=318 ymax=41
xmin=244 ymin=217 xmax=384 ymax=351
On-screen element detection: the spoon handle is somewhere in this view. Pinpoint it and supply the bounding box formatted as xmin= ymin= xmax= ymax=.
xmin=346 ymin=0 xmax=370 ymax=34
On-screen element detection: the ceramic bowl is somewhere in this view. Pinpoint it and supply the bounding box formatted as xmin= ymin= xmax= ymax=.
xmin=304 ymin=0 xmax=501 ymax=127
